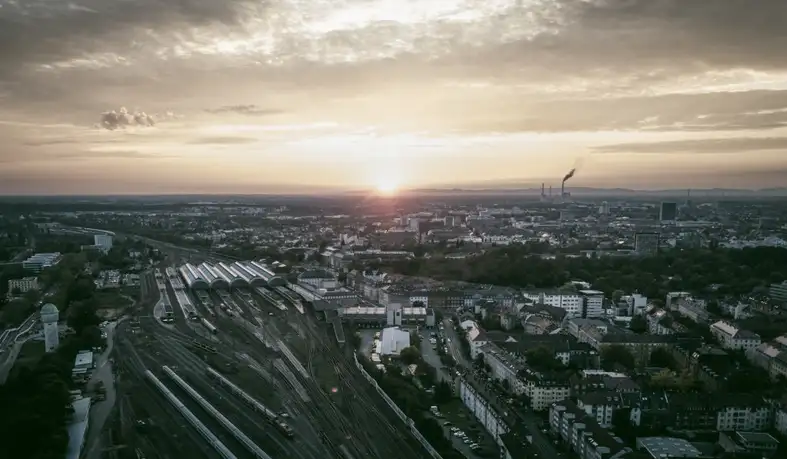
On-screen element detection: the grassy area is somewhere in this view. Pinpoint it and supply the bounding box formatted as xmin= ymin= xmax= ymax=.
xmin=93 ymin=291 xmax=132 ymax=309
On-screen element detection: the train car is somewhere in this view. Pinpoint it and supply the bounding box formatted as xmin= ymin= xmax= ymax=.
xmin=201 ymin=318 xmax=218 ymax=335
xmin=273 ymin=419 xmax=294 ymax=438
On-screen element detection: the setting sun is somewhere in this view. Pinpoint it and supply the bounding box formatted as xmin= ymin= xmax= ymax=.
xmin=375 ymin=180 xmax=399 ymax=195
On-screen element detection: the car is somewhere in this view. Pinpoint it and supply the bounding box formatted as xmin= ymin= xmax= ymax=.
xmin=443 ymin=421 xmax=452 ymax=427
xmin=453 ymin=432 xmax=463 ymax=437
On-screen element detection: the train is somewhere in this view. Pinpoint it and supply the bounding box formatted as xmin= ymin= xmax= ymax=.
xmin=201 ymin=318 xmax=218 ymax=335
xmin=144 ymin=370 xmax=237 ymax=459
xmin=205 ymin=367 xmax=295 ymax=438
xmin=191 ymin=340 xmax=218 ymax=354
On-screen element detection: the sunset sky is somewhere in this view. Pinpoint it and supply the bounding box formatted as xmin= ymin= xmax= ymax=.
xmin=2 ymin=0 xmax=787 ymax=194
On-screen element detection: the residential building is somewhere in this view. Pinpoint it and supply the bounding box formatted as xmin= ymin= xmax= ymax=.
xmin=710 ymin=321 xmax=761 ymax=351
xmin=22 ymin=252 xmax=62 ymax=272
xmin=622 ymin=294 xmax=648 ymax=316
xmin=519 ymin=369 xmax=571 ymax=411
xmin=480 ymin=343 xmax=526 ymax=395
xmin=549 ymin=399 xmax=632 ymax=459
xmin=579 ymin=290 xmax=605 ymax=318
xmin=457 ymin=376 xmax=511 ymax=446
xmin=7 ymin=276 xmax=39 ymax=294
xmin=769 ymin=281 xmax=787 ymax=304
xmin=523 ymin=290 xmax=583 ymax=318
xmin=577 ymin=391 xmax=623 ymax=428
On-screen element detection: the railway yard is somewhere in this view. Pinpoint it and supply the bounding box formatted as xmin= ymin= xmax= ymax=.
xmin=109 ymin=264 xmax=433 ymax=459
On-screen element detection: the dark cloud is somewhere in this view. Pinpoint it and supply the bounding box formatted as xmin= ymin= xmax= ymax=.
xmin=188 ymin=136 xmax=258 ymax=145
xmin=595 ymin=137 xmax=787 ymax=154
xmin=98 ymin=107 xmax=175 ymax=130
xmin=205 ymin=105 xmax=284 ymax=116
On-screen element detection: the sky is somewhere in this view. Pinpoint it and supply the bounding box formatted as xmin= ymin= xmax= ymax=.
xmin=2 ymin=0 xmax=787 ymax=194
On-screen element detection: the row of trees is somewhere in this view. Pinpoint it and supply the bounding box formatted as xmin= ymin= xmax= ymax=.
xmin=359 ymin=354 xmax=462 ymax=459
xmin=0 ymin=254 xmax=104 ymax=459
xmin=385 ymin=245 xmax=787 ymax=300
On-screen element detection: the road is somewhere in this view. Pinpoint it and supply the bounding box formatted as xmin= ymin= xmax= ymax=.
xmin=419 ymin=329 xmax=452 ymax=383
xmin=84 ymin=320 xmax=121 ymax=459
xmin=443 ymin=318 xmax=470 ymax=367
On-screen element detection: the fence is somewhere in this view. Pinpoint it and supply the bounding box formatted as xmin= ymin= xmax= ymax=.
xmin=353 ymin=354 xmax=444 ymax=459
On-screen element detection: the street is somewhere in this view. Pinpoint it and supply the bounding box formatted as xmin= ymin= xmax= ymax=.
xmin=84 ymin=320 xmax=120 ymax=459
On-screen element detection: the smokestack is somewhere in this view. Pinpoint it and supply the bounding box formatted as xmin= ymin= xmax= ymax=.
xmin=561 ymin=168 xmax=576 ymax=197
xmin=541 ymin=183 xmax=545 ymax=196
xmin=549 ymin=186 xmax=552 ymax=196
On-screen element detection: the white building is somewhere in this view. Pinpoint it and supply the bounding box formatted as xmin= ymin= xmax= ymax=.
xmin=379 ymin=327 xmax=411 ymax=356
xmin=94 ymin=234 xmax=113 ymax=253
xmin=579 ymin=290 xmax=604 ymax=318
xmin=622 ymin=294 xmax=648 ymax=316
xmin=717 ymin=405 xmax=771 ymax=431
xmin=22 ymin=252 xmax=62 ymax=272
xmin=8 ymin=276 xmax=39 ymax=294
xmin=458 ymin=378 xmax=509 ymax=446
xmin=710 ymin=321 xmax=761 ymax=351
xmin=480 ymin=343 xmax=526 ymax=395
xmin=523 ymin=291 xmax=583 ymax=318
xmin=577 ymin=392 xmax=622 ymax=428
xmin=40 ymin=303 xmax=60 ymax=353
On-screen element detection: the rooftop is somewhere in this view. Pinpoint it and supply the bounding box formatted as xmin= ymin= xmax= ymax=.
xmin=636 ymin=437 xmax=702 ymax=459
xmin=66 ymin=397 xmax=91 ymax=459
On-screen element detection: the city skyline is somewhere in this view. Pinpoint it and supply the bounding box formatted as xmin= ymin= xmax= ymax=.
xmin=2 ymin=1 xmax=787 ymax=194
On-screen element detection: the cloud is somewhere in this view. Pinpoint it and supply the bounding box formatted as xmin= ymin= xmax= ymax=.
xmin=205 ymin=105 xmax=283 ymax=116
xmin=97 ymin=107 xmax=174 ymax=130
xmin=595 ymin=137 xmax=787 ymax=155
xmin=188 ymin=136 xmax=258 ymax=145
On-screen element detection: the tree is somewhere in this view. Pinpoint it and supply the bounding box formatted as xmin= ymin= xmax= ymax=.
xmin=525 ymin=346 xmax=565 ymax=372
xmin=629 ymin=315 xmax=648 ymax=334
xmin=649 ymin=347 xmax=676 ymax=369
xmin=601 ymin=345 xmax=636 ymax=371
xmin=399 ymin=346 xmax=421 ymax=366
xmin=433 ymin=380 xmax=454 ymax=404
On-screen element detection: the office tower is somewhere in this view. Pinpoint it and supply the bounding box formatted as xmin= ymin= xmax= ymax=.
xmin=660 ymin=202 xmax=677 ymax=222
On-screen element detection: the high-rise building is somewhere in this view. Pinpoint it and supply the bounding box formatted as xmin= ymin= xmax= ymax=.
xmin=635 ymin=232 xmax=661 ymax=255
xmin=40 ymin=303 xmax=60 ymax=353
xmin=660 ymin=202 xmax=677 ymax=222
xmin=94 ymin=234 xmax=113 ymax=253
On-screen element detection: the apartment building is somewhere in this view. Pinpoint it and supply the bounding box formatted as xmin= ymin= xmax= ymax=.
xmin=577 ymin=391 xmax=623 ymax=428
xmin=550 ymin=399 xmax=632 ymax=459
xmin=710 ymin=321 xmax=761 ymax=351
xmin=523 ymin=290 xmax=583 ymax=318
xmin=480 ymin=343 xmax=526 ymax=395
xmin=579 ymin=290 xmax=605 ymax=319
xmin=717 ymin=404 xmax=771 ymax=431
xmin=520 ymin=369 xmax=571 ymax=411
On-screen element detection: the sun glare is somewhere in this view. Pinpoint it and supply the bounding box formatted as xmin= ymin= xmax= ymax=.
xmin=376 ymin=180 xmax=399 ymax=196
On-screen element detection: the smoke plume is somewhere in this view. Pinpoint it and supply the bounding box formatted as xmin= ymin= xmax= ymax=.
xmin=562 ymin=168 xmax=576 ymax=183
xmin=98 ymin=107 xmax=174 ymax=130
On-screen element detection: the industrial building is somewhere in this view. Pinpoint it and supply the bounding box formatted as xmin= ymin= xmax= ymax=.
xmin=66 ymin=396 xmax=92 ymax=459
xmin=71 ymin=350 xmax=95 ymax=383
xmin=379 ymin=327 xmax=411 ymax=356
xmin=22 ymin=252 xmax=62 ymax=272
xmin=178 ymin=261 xmax=285 ymax=290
